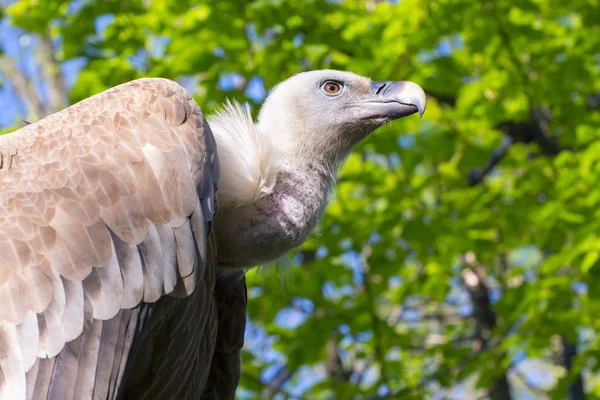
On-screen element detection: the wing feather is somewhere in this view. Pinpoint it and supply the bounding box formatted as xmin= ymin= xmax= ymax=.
xmin=38 ymin=270 xmax=66 ymax=358
xmin=111 ymin=233 xmax=144 ymax=309
xmin=138 ymin=222 xmax=165 ymax=303
xmin=0 ymin=323 xmax=25 ymax=399
xmin=46 ymin=336 xmax=81 ymax=400
xmin=81 ymin=238 xmax=123 ymax=321
xmin=24 ymin=359 xmax=39 ymax=400
xmin=172 ymin=220 xmax=199 ymax=297
xmin=0 ymin=78 xmax=225 ymax=399
xmin=15 ymin=312 xmax=38 ymax=372
xmin=156 ymin=224 xmax=178 ymax=295
xmin=61 ymin=278 xmax=85 ymax=342
xmin=29 ymin=358 xmax=55 ymax=400
xmin=71 ymin=315 xmax=102 ymax=400
xmin=91 ymin=314 xmax=121 ymax=400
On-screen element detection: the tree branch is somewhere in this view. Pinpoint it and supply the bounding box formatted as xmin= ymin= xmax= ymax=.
xmin=468 ymin=136 xmax=513 ymax=186
xmin=0 ymin=55 xmax=45 ymax=121
xmin=37 ymin=33 xmax=66 ymax=114
xmin=561 ymin=336 xmax=586 ymax=400
xmin=461 ymin=253 xmax=512 ymax=400
xmin=261 ymin=366 xmax=294 ymax=399
xmin=360 ymin=244 xmax=389 ymax=386
xmin=241 ymin=372 xmax=305 ymax=400
xmin=325 ymin=337 xmax=351 ymax=385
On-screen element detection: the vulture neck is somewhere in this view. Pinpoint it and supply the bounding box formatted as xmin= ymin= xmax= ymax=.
xmin=208 ymin=101 xmax=337 ymax=268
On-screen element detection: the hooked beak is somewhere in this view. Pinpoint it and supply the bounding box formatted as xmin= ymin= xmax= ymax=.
xmin=367 ymin=80 xmax=427 ymax=119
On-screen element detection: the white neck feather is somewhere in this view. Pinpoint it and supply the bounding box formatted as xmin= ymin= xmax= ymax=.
xmin=209 ymin=101 xmax=336 ymax=208
xmin=208 ymin=101 xmax=281 ymax=209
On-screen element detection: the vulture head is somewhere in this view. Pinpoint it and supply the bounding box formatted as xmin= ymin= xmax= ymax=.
xmin=209 ymin=70 xmax=426 ymax=268
xmin=257 ymin=70 xmax=426 ymax=161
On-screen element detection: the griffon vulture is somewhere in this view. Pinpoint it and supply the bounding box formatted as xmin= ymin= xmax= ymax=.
xmin=0 ymin=70 xmax=426 ymax=399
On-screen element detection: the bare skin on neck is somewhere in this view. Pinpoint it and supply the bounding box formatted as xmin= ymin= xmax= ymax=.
xmin=215 ymin=161 xmax=333 ymax=268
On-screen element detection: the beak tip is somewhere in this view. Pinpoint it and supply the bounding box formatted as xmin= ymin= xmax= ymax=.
xmin=381 ymin=80 xmax=427 ymax=119
xmin=413 ymin=88 xmax=427 ymax=119
xmin=369 ymin=80 xmax=427 ymax=120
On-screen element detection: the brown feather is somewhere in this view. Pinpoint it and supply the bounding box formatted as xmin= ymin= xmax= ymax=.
xmin=138 ymin=222 xmax=165 ymax=303
xmin=111 ymin=233 xmax=144 ymax=309
xmin=0 ymin=78 xmax=235 ymax=400
xmin=81 ymin=239 xmax=123 ymax=321
xmin=71 ymin=312 xmax=102 ymax=400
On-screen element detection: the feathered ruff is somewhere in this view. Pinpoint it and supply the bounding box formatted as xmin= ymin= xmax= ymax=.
xmin=208 ymin=101 xmax=280 ymax=209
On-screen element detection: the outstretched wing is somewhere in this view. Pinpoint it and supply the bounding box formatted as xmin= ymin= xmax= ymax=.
xmin=0 ymin=78 xmax=228 ymax=399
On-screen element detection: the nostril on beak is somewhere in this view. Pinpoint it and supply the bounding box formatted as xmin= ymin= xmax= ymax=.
xmin=370 ymin=81 xmax=392 ymax=96
xmin=375 ymin=83 xmax=388 ymax=95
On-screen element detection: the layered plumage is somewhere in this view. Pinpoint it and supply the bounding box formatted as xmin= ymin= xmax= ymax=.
xmin=0 ymin=78 xmax=245 ymax=399
xmin=0 ymin=69 xmax=425 ymax=400
xmin=208 ymin=101 xmax=280 ymax=209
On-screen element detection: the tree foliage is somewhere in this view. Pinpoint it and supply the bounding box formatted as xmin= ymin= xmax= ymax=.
xmin=1 ymin=0 xmax=599 ymax=398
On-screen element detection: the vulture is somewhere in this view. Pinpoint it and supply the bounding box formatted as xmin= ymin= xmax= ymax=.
xmin=0 ymin=70 xmax=426 ymax=399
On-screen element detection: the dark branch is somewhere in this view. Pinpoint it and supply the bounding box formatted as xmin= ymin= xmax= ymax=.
xmin=360 ymin=244 xmax=390 ymax=386
xmin=325 ymin=337 xmax=351 ymax=385
xmin=461 ymin=253 xmax=512 ymax=400
xmin=561 ymin=336 xmax=586 ymax=400
xmin=468 ymin=136 xmax=513 ymax=186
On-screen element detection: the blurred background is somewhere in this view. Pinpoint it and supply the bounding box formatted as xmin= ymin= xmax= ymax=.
xmin=1 ymin=0 xmax=599 ymax=398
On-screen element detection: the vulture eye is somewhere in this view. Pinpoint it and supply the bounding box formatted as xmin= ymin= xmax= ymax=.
xmin=322 ymin=81 xmax=342 ymax=95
